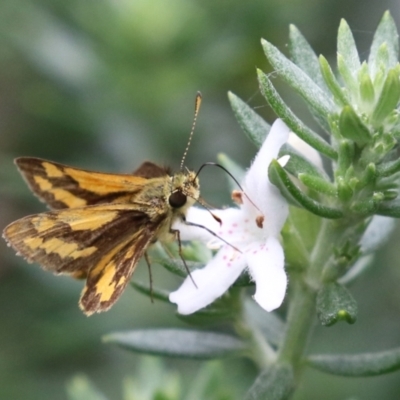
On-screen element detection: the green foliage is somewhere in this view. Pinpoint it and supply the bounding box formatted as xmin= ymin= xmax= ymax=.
xmin=103 ymin=329 xmax=246 ymax=359
xmin=228 ymin=91 xmax=270 ymax=147
xmin=308 ymin=347 xmax=400 ymax=377
xmin=316 ymin=282 xmax=358 ymax=326
xmin=244 ymin=365 xmax=294 ymax=400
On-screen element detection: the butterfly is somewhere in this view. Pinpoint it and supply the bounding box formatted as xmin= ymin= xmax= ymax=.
xmin=3 ymin=93 xmax=203 ymax=315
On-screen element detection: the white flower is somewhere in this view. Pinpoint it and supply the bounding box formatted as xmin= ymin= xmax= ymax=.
xmin=169 ymin=119 xmax=291 ymax=315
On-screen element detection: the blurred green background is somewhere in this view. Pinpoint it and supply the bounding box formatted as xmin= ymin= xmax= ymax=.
xmin=1 ymin=0 xmax=400 ymax=399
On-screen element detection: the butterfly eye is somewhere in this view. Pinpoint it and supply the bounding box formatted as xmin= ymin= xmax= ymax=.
xmin=169 ymin=191 xmax=187 ymax=208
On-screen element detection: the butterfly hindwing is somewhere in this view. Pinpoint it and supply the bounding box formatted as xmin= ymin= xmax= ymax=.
xmin=3 ymin=204 xmax=163 ymax=284
xmin=79 ymin=225 xmax=158 ymax=314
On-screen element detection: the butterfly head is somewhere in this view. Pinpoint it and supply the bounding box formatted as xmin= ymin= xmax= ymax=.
xmin=168 ymin=171 xmax=199 ymax=212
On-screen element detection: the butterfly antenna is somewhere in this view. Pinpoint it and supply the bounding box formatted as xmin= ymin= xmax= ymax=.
xmin=180 ymin=92 xmax=202 ymax=171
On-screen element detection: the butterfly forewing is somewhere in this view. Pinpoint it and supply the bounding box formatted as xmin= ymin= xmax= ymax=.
xmin=15 ymin=157 xmax=150 ymax=209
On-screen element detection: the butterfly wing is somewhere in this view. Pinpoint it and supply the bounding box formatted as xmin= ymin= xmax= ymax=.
xmin=3 ymin=203 xmax=166 ymax=314
xmin=79 ymin=228 xmax=157 ymax=315
xmin=15 ymin=157 xmax=153 ymax=209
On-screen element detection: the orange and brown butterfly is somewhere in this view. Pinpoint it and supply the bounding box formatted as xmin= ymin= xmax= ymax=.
xmin=3 ymin=93 xmax=203 ymax=316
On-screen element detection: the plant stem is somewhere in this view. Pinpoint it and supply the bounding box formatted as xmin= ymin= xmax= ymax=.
xmin=277 ymin=219 xmax=341 ymax=372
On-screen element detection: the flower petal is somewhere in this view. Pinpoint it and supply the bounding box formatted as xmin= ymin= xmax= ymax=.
xmin=246 ymin=236 xmax=286 ymax=312
xmin=244 ymin=119 xmax=290 ymax=237
xmin=169 ymin=246 xmax=246 ymax=314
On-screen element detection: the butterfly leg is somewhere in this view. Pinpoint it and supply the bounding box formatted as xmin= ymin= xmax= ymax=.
xmin=170 ymin=227 xmax=198 ymax=289
xmin=144 ymin=252 xmax=154 ymax=303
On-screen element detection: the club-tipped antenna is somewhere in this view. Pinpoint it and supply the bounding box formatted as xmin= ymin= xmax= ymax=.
xmin=180 ymin=92 xmax=202 ymax=171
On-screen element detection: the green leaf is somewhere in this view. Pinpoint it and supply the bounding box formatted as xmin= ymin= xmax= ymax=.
xmin=269 ymin=159 xmax=343 ymax=219
xmin=257 ymin=70 xmax=337 ymax=160
xmin=288 ymin=25 xmax=327 ymax=92
xmin=104 ymin=329 xmax=246 ymax=359
xmin=131 ymin=281 xmax=170 ymax=302
xmin=66 ymin=375 xmax=108 ymax=400
xmin=371 ymin=68 xmax=400 ymax=127
xmin=359 ymin=62 xmax=376 ymax=109
xmin=308 ymin=346 xmax=400 ymax=376
xmin=319 ymin=55 xmax=348 ymax=107
xmin=337 ymin=54 xmax=358 ymax=97
xmin=228 ymin=91 xmax=270 ymax=147
xmin=339 ymin=105 xmax=372 ymax=144
xmin=216 ymin=153 xmax=246 ymax=192
xmin=298 ymin=173 xmax=336 ymax=197
xmin=369 ymin=11 xmax=399 ymax=78
xmin=337 ymin=19 xmax=361 ymax=73
xmin=283 ymin=206 xmax=321 ymax=269
xmin=376 ymin=199 xmax=400 ymax=217
xmin=261 ymin=39 xmax=336 ymax=123
xmin=376 ymin=158 xmax=400 ymax=177
xmin=244 ymin=364 xmax=294 ymax=400
xmin=316 ymin=282 xmax=358 ymax=326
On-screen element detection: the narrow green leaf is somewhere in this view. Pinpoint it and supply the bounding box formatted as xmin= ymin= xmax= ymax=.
xmin=351 ymin=198 xmax=380 ymax=215
xmin=131 ymin=281 xmax=170 ymax=302
xmin=288 ymin=25 xmax=327 ymax=92
xmin=319 ymin=55 xmax=348 ymax=106
xmin=228 ymin=91 xmax=270 ymax=147
xmin=261 ymin=39 xmax=336 ymax=122
xmin=269 ymin=160 xmax=343 ymax=219
xmin=103 ymin=329 xmax=246 ymax=359
xmin=337 ymin=19 xmax=361 ymax=73
xmin=308 ymin=346 xmax=400 ymax=376
xmin=283 ymin=206 xmax=321 ymax=268
xmin=339 ymin=105 xmax=372 ymax=144
xmin=257 ymin=70 xmax=337 ymax=160
xmin=66 ymin=375 xmax=108 ymax=400
xmin=369 ymin=11 xmax=399 ymax=77
xmin=371 ymin=68 xmax=400 ymax=126
xmin=359 ymin=62 xmax=376 ymax=109
xmin=316 ymin=282 xmax=358 ymax=326
xmin=376 ymin=158 xmax=400 ymax=177
xmin=217 ymin=153 xmax=246 ymax=192
xmin=244 ymin=364 xmax=294 ymax=400
xmin=298 ymin=173 xmax=337 ymax=196
xmin=376 ymin=199 xmax=400 ymax=217
xmin=337 ymin=54 xmax=358 ymax=96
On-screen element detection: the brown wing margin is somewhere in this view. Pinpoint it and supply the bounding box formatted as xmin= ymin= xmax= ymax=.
xmin=15 ymin=157 xmax=150 ymax=209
